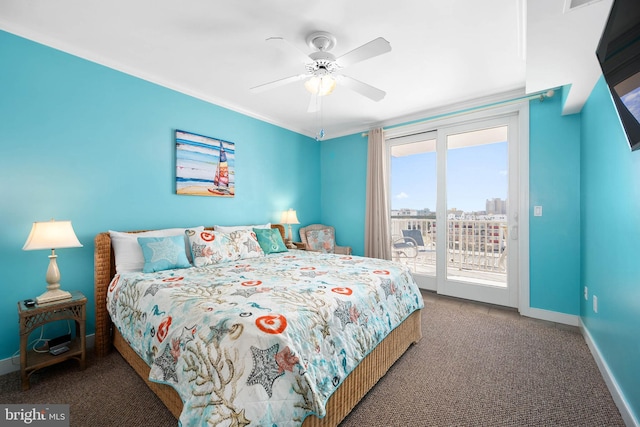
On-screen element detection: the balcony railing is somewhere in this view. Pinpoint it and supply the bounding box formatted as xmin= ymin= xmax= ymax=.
xmin=391 ymin=217 xmax=507 ymax=283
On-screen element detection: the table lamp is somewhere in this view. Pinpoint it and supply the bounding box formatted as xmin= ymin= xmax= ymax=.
xmin=280 ymin=209 xmax=299 ymax=249
xmin=23 ymin=219 xmax=83 ymax=304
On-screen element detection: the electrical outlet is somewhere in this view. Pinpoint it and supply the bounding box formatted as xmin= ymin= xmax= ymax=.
xmin=593 ymin=295 xmax=598 ymax=313
xmin=584 ymin=286 xmax=588 ymax=300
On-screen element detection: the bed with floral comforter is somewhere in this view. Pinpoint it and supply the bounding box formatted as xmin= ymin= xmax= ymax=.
xmin=106 ymin=249 xmax=423 ymax=426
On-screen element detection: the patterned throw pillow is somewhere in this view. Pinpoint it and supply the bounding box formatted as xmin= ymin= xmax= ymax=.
xmin=185 ymin=229 xmax=236 ymax=267
xmin=305 ymin=229 xmax=336 ymax=253
xmin=227 ymin=229 xmax=265 ymax=260
xmin=253 ymin=227 xmax=288 ymax=254
xmin=137 ymin=235 xmax=192 ymax=273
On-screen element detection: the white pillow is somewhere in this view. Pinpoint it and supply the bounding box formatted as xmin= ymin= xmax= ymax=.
xmin=214 ymin=223 xmax=271 ymax=233
xmin=109 ymin=226 xmax=204 ymax=273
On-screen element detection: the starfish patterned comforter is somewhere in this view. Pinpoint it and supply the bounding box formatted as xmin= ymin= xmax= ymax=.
xmin=106 ymin=250 xmax=423 ymax=426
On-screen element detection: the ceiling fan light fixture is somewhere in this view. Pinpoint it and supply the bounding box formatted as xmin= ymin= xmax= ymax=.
xmin=305 ymin=75 xmax=337 ymax=96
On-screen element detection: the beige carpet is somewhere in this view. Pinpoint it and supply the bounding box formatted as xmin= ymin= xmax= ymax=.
xmin=0 ymin=291 xmax=625 ymax=426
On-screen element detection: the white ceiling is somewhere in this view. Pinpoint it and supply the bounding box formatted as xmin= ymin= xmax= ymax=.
xmin=0 ymin=0 xmax=613 ymax=139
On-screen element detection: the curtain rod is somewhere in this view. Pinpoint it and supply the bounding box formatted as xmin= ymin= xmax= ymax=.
xmin=361 ymin=89 xmax=556 ymax=138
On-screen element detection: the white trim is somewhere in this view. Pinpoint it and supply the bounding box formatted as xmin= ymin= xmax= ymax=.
xmin=518 ymin=102 xmax=531 ymax=316
xmin=0 ymin=334 xmax=95 ymax=376
xmin=385 ymin=101 xmax=524 ymax=139
xmin=437 ymin=115 xmax=519 ymax=307
xmin=581 ymin=321 xmax=639 ymax=427
xmin=380 ymin=89 xmax=556 ymax=141
xmin=520 ymin=306 xmax=580 ymax=326
xmin=379 ymin=88 xmax=528 ymax=136
xmin=0 ymin=353 xmax=21 ymax=376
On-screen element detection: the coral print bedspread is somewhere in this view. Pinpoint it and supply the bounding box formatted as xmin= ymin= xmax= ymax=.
xmin=106 ymin=250 xmax=423 ymax=426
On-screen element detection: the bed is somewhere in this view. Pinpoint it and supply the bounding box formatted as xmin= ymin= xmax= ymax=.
xmin=94 ymin=224 xmax=423 ymax=426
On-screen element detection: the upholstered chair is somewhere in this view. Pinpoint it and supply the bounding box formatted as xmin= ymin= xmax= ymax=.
xmin=299 ymin=224 xmax=352 ymax=255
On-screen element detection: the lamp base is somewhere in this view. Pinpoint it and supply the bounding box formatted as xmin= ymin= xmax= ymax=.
xmin=36 ymin=288 xmax=72 ymax=305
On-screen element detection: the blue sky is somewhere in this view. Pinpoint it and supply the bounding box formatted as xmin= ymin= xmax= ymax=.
xmin=391 ymin=141 xmax=508 ymax=212
xmin=620 ymin=86 xmax=640 ymax=123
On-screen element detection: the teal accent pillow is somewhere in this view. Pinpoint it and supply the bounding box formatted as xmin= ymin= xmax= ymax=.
xmin=137 ymin=235 xmax=192 ymax=273
xmin=253 ymin=228 xmax=288 ymax=254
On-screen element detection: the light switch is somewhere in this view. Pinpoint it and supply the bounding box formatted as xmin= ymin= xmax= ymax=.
xmin=534 ymin=206 xmax=543 ymax=216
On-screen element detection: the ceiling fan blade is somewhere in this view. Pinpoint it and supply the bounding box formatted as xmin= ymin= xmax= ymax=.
xmin=335 ymin=37 xmax=391 ymax=68
xmin=266 ymin=37 xmax=312 ymax=64
xmin=250 ymin=74 xmax=308 ymax=93
xmin=336 ymin=75 xmax=386 ymax=102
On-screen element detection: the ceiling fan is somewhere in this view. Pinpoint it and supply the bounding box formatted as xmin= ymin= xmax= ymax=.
xmin=250 ymin=31 xmax=391 ymax=112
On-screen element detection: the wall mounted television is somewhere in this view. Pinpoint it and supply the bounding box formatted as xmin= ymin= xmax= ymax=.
xmin=596 ymin=0 xmax=640 ymax=151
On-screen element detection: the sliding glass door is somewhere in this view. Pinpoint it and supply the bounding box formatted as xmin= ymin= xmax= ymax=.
xmin=389 ymin=114 xmax=520 ymax=307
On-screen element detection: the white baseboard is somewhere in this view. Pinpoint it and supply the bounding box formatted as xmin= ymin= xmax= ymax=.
xmin=0 ymin=334 xmax=95 ymax=376
xmin=580 ymin=320 xmax=639 ymax=427
xmin=0 ymin=353 xmax=21 ymax=376
xmin=520 ymin=305 xmax=580 ymax=326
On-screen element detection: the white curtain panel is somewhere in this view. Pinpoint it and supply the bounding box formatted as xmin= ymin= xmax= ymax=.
xmin=364 ymin=128 xmax=391 ymax=259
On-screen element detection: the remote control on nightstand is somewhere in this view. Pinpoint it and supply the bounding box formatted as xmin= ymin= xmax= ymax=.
xmin=49 ymin=346 xmax=69 ymax=356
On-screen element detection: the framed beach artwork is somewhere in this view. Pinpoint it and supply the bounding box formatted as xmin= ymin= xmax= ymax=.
xmin=175 ymin=130 xmax=235 ymax=197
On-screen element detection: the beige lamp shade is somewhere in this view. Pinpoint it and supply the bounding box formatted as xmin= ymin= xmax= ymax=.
xmin=23 ymin=220 xmax=83 ymax=251
xmin=280 ymin=209 xmax=300 ymax=249
xmin=23 ymin=220 xmax=82 ymax=304
xmin=280 ymin=209 xmax=300 ymax=225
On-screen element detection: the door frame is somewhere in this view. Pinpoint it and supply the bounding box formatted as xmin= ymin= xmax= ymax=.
xmin=386 ymin=102 xmax=530 ymax=312
xmin=437 ymin=114 xmax=518 ymax=307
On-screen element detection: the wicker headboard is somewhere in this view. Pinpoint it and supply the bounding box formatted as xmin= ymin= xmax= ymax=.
xmin=93 ymin=224 xmax=285 ymax=357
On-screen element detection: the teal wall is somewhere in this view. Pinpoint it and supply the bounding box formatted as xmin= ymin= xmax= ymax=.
xmin=0 ymin=31 xmax=319 ymax=360
xmin=529 ymin=92 xmax=582 ymax=314
xmin=320 ymin=133 xmax=368 ymax=256
xmin=581 ymin=77 xmax=640 ymax=422
xmin=322 ymin=91 xmax=582 ymax=316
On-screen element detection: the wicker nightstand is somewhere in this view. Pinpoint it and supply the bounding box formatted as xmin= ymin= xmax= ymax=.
xmin=18 ymin=290 xmax=87 ymax=390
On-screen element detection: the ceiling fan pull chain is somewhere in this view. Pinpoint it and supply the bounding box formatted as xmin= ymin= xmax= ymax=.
xmin=315 ymin=96 xmax=325 ymax=141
